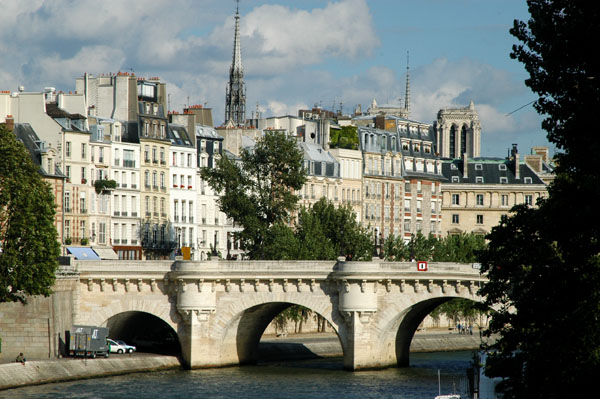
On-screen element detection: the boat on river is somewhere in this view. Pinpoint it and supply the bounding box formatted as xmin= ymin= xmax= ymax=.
xmin=435 ymin=369 xmax=461 ymax=399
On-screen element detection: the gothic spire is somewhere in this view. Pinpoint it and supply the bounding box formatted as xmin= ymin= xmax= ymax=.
xmin=231 ymin=1 xmax=243 ymax=75
xmin=225 ymin=0 xmax=246 ymax=126
xmin=404 ymin=51 xmax=411 ymax=118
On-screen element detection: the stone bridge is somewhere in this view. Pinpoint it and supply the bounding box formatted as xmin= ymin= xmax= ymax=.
xmin=71 ymin=259 xmax=485 ymax=370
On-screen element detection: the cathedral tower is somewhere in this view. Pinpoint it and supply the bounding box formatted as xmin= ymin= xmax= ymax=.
xmin=224 ymin=2 xmax=246 ymax=126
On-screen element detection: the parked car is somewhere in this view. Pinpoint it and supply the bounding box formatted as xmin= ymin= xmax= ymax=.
xmin=107 ymin=338 xmax=136 ymax=354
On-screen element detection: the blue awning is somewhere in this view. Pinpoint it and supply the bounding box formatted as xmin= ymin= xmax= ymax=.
xmin=66 ymin=247 xmax=101 ymax=260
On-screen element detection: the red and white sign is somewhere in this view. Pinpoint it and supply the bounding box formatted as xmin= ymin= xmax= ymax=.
xmin=417 ymin=261 xmax=428 ymax=271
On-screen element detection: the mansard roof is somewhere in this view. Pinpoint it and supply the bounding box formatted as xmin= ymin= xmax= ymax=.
xmin=13 ymin=123 xmax=65 ymax=178
xmin=168 ymin=124 xmax=194 ymax=147
xmin=441 ymin=157 xmax=546 ymax=185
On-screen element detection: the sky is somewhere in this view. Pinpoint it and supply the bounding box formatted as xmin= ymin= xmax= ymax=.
xmin=0 ymin=0 xmax=551 ymax=157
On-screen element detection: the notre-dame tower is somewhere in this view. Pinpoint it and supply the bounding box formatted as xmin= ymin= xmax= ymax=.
xmin=434 ymin=100 xmax=481 ymax=158
xmin=224 ymin=2 xmax=246 ymax=126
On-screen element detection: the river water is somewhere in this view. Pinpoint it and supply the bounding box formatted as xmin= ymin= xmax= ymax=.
xmin=1 ymin=351 xmax=472 ymax=399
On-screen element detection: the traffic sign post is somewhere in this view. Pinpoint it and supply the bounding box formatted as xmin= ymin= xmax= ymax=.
xmin=417 ymin=261 xmax=428 ymax=271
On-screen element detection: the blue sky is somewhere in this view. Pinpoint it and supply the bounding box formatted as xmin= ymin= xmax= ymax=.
xmin=0 ymin=0 xmax=550 ymax=157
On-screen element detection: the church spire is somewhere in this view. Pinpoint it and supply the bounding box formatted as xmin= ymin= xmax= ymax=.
xmin=225 ymin=0 xmax=246 ymax=126
xmin=404 ymin=51 xmax=410 ymax=118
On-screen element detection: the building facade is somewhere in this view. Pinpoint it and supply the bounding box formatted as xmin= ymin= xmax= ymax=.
xmin=440 ymin=145 xmax=548 ymax=236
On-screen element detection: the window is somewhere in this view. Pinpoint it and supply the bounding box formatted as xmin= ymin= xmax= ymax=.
xmin=152 ymin=147 xmax=157 ymax=162
xmin=450 ymin=163 xmax=457 ymax=170
xmin=64 ymin=191 xmax=71 ymax=213
xmin=500 ymin=177 xmax=508 ymax=184
xmin=65 ymin=220 xmax=70 ymax=239
xmin=476 ymin=214 xmax=484 ymax=224
xmin=144 ymin=171 xmax=150 ymax=188
xmin=144 ymin=146 xmax=150 ymax=162
xmin=499 ymin=164 xmax=507 ymax=171
xmin=160 ymin=172 xmax=165 ymax=189
xmin=452 ymin=214 xmax=459 ymax=224
xmin=66 ymin=142 xmax=71 ymax=158
xmin=404 ymin=182 xmax=410 ymax=193
xmin=501 ymin=194 xmax=509 ymax=207
xmin=452 ymin=176 xmax=459 ymax=183
xmin=475 ymin=164 xmax=483 ymax=170
xmin=81 ymin=143 xmax=86 ymax=160
xmin=98 ymin=222 xmax=106 ymax=244
xmin=404 ymin=219 xmax=411 ymax=231
xmin=404 ymin=199 xmax=411 ymax=212
xmin=80 ymin=220 xmax=86 ymax=240
xmin=160 ymin=147 xmax=165 ymax=164
xmin=524 ymin=177 xmax=533 ymax=184
xmin=476 ymin=194 xmax=484 ymax=206
xmin=525 ymin=195 xmax=533 ymax=206
xmin=475 ymin=176 xmax=484 ymax=183
xmin=452 ymin=194 xmax=460 ymax=205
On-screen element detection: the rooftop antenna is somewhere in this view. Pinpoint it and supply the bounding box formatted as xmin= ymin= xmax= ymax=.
xmin=405 ymin=51 xmax=411 ymax=117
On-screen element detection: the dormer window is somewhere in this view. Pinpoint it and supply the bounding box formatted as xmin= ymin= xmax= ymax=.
xmin=451 ymin=176 xmax=459 ymax=183
xmin=499 ymin=164 xmax=507 ymax=171
xmin=524 ymin=177 xmax=533 ymax=184
xmin=475 ymin=176 xmax=484 ymax=183
xmin=145 ymin=103 xmax=150 ymax=114
xmin=475 ymin=164 xmax=483 ymax=170
xmin=500 ymin=177 xmax=508 ymax=184
xmin=450 ymin=163 xmax=458 ymax=170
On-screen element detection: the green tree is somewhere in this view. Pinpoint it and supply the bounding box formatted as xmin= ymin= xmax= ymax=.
xmin=479 ymin=2 xmax=600 ymax=397
xmin=201 ymin=131 xmax=306 ymax=259
xmin=329 ymin=126 xmax=359 ymax=150
xmin=0 ymin=125 xmax=60 ymax=303
xmin=307 ymin=198 xmax=372 ymax=261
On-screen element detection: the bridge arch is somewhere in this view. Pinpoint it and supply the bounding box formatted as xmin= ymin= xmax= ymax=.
xmin=371 ymin=291 xmax=483 ymax=368
xmin=212 ymin=292 xmax=346 ymax=366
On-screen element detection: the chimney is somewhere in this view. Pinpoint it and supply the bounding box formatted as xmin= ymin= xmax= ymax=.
xmin=511 ymin=144 xmax=520 ymax=179
xmin=4 ymin=115 xmax=14 ymax=131
xmin=462 ymin=153 xmax=468 ymax=179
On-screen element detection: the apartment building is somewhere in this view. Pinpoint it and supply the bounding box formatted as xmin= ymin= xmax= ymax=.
xmin=441 ymin=145 xmax=548 ymax=236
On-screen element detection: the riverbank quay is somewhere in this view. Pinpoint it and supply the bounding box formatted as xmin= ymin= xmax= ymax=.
xmin=0 ymin=354 xmax=181 ymax=391
xmin=259 ymin=327 xmax=489 ymax=361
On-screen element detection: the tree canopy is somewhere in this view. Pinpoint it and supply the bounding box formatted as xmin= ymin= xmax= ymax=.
xmin=263 ymin=198 xmax=373 ymax=261
xmin=384 ymin=232 xmax=485 ymax=263
xmin=479 ymin=2 xmax=600 ymax=397
xmin=0 ymin=124 xmax=60 ymax=303
xmin=200 ymin=131 xmax=306 ymax=259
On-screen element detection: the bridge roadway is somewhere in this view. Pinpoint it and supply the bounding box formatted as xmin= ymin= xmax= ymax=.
xmin=73 ymin=258 xmax=485 ymax=370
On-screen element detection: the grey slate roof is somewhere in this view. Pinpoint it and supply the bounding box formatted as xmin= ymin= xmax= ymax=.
xmin=441 ymin=158 xmax=545 ymax=185
xmin=13 ymin=123 xmax=65 ymax=178
xmin=299 ymin=142 xmax=340 ymax=178
xmin=168 ymin=124 xmax=194 ymax=147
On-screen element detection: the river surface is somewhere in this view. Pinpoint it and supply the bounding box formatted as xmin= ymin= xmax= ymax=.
xmin=1 ymin=351 xmax=472 ymax=399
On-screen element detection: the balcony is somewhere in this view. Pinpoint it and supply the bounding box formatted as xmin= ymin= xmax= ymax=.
xmin=114 ymin=159 xmax=120 ymax=167
xmin=214 ymin=218 xmax=219 ymax=225
xmin=121 ymin=239 xmax=128 ymax=244
xmin=121 ymin=183 xmax=128 ymax=189
xmin=181 ymin=216 xmax=187 ymax=223
xmin=131 ymin=239 xmax=138 ymax=245
xmin=189 ymin=216 xmax=194 ymax=223
xmin=123 ymin=160 xmax=136 ymax=168
xmin=113 ymin=239 xmax=120 ymax=244
xmin=80 ymin=208 xmax=87 ymax=214
xmin=202 ymin=217 xmax=206 ymax=224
